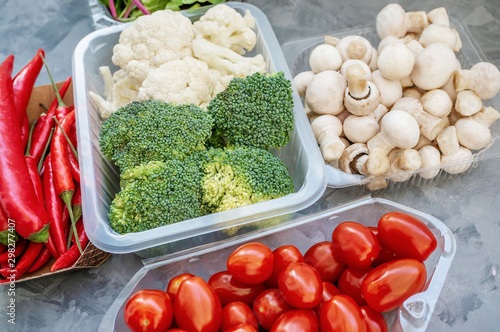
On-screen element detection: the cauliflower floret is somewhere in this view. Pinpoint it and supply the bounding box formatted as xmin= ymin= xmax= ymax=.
xmin=112 ymin=10 xmax=194 ymax=84
xmin=138 ymin=56 xmax=233 ymax=109
xmin=193 ymin=4 xmax=257 ymax=55
xmin=192 ymin=38 xmax=266 ymax=78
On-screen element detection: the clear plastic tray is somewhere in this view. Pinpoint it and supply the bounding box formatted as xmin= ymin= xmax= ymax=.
xmin=72 ymin=2 xmax=327 ymax=257
xmin=99 ymin=197 xmax=456 ymax=332
xmin=281 ymin=17 xmax=500 ymax=188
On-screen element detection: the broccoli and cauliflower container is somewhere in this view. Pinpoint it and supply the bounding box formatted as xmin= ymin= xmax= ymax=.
xmin=73 ymin=2 xmax=327 ymax=257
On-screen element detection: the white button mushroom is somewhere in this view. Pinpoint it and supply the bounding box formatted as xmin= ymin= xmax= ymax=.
xmin=339 ymin=143 xmax=369 ymax=174
xmin=392 ymin=97 xmax=448 ymax=141
xmin=411 ymin=43 xmax=457 ymax=90
xmin=400 ymin=76 xmax=415 ymax=89
xmin=419 ymin=24 xmax=462 ymax=52
xmin=343 ymin=104 xmax=388 ymax=143
xmin=454 ymin=106 xmax=500 ymax=150
xmin=377 ymin=36 xmax=403 ymax=53
xmin=387 ymin=148 xmax=422 ymax=182
xmin=436 ymin=125 xmax=473 ymax=174
xmin=377 ymin=43 xmax=415 ymax=81
xmin=309 ymin=44 xmax=343 ymax=73
xmin=344 ymin=64 xmax=381 ymax=116
xmin=417 ymin=145 xmax=442 ymax=179
xmin=376 ymin=4 xmax=428 ymax=39
xmin=403 ymin=87 xmax=425 ymax=99
xmin=454 ymin=90 xmax=483 ymax=116
xmin=310 ymin=115 xmax=346 ymax=163
xmin=453 ymin=62 xmax=500 ymax=100
xmin=305 ymin=70 xmax=347 ymax=115
xmin=340 ymin=60 xmax=372 ymax=82
xmin=293 ymin=71 xmax=315 ymax=99
xmin=371 ymin=70 xmax=403 ymax=108
xmin=324 ymin=35 xmax=340 ymax=46
xmin=335 ymin=35 xmax=373 ymax=64
xmin=427 ymin=7 xmax=450 ymax=27
xmin=420 ymin=89 xmax=453 ymax=118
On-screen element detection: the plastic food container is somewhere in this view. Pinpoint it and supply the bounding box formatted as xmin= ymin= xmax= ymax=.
xmin=72 ymin=2 xmax=327 ymax=257
xmin=281 ymin=17 xmax=500 ymax=188
xmin=99 ymin=197 xmax=456 ymax=332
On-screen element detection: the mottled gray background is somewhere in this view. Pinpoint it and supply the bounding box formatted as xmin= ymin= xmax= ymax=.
xmin=0 ymin=0 xmax=499 ymax=331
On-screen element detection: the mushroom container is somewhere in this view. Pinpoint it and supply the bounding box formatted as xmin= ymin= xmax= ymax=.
xmin=282 ymin=16 xmax=500 ymax=189
xmin=99 ymin=197 xmax=456 ymax=332
xmin=72 ymin=3 xmax=327 ymax=257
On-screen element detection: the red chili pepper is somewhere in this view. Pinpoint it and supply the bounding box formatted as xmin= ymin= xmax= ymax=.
xmin=51 ymin=220 xmax=87 ymax=272
xmin=27 ymin=245 xmax=52 ymax=273
xmin=0 ymin=238 xmax=28 ymax=264
xmin=45 ymin=235 xmax=61 ymax=260
xmin=13 ymin=49 xmax=45 ymax=149
xmin=69 ymin=122 xmax=78 ymax=149
xmin=29 ymin=76 xmax=71 ymax=164
xmin=0 ymin=241 xmax=44 ymax=280
xmin=0 ymin=206 xmax=14 ymax=246
xmin=42 ymin=155 xmax=67 ymax=256
xmin=0 ymin=244 xmax=6 ymax=255
xmin=0 ymin=55 xmax=50 ymax=243
xmin=56 ymin=104 xmax=73 ymax=123
xmin=68 ymin=148 xmax=80 ymax=183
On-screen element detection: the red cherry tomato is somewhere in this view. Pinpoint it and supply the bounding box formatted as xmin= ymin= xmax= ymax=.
xmin=265 ymin=245 xmax=304 ymax=288
xmin=270 ymin=309 xmax=319 ymax=332
xmin=252 ymin=289 xmax=293 ymax=331
xmin=319 ymin=295 xmax=366 ymax=332
xmin=332 ymin=222 xmax=380 ymax=269
xmin=361 ymin=258 xmax=427 ymax=312
xmin=360 ymin=306 xmax=389 ymax=332
xmin=225 ymin=323 xmax=258 ymax=332
xmin=227 ymin=242 xmax=274 ymax=285
xmin=166 ymin=273 xmax=195 ymax=302
xmin=303 ymin=241 xmax=346 ymax=283
xmin=337 ymin=267 xmax=372 ymax=306
xmin=368 ymin=227 xmax=400 ymax=266
xmin=378 ymin=212 xmax=437 ymax=262
xmin=220 ymin=301 xmax=258 ymax=332
xmin=124 ymin=289 xmax=174 ymax=332
xmin=278 ymin=262 xmax=323 ymax=309
xmin=208 ymin=271 xmax=266 ymax=306
xmin=174 ymin=276 xmax=222 ymax=332
xmin=313 ymin=281 xmax=341 ymax=313
xmin=166 ymin=330 xmax=189 ymax=332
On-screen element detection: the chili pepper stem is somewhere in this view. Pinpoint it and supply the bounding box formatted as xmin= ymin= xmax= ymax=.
xmin=53 ymin=116 xmax=78 ymax=161
xmin=25 ymin=223 xmax=50 ymax=243
xmin=39 ymin=103 xmax=49 ymax=111
xmin=39 ymin=54 xmax=67 ymax=108
xmin=38 ymin=128 xmax=54 ymax=172
xmin=61 ymin=191 xmax=83 ymax=255
xmin=25 ymin=118 xmax=38 ymax=156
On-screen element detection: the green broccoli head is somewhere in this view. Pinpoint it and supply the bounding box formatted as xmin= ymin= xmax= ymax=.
xmin=109 ymin=160 xmax=204 ymax=234
xmin=207 ymin=71 xmax=295 ymax=149
xmin=99 ymin=100 xmax=213 ymax=172
xmin=202 ymin=146 xmax=295 ymax=213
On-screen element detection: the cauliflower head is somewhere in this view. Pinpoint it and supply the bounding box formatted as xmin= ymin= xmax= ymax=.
xmin=112 ymin=10 xmax=194 ymax=84
xmin=137 ymin=56 xmax=233 ymax=109
xmin=193 ymin=4 xmax=257 ymax=55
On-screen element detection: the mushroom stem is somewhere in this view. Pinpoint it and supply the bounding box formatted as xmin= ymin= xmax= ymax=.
xmin=405 ymin=11 xmax=429 ymax=33
xmin=436 ymin=125 xmax=473 ymax=174
xmin=311 ymin=115 xmax=346 ymax=163
xmin=453 ymin=62 xmax=500 ymax=100
xmin=387 ymin=148 xmax=422 ymax=182
xmin=346 ymin=64 xmax=369 ymax=98
xmin=427 ymin=7 xmax=450 ymax=26
xmin=472 ymin=106 xmax=500 ymax=128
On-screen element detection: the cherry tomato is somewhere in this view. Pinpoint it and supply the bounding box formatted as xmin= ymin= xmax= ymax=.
xmin=361 ymin=258 xmax=427 ymax=312
xmin=166 ymin=273 xmax=195 ymax=302
xmin=252 ymin=288 xmax=293 ymax=331
xmin=360 ymin=306 xmax=389 ymax=332
xmin=220 ymin=301 xmax=258 ymax=332
xmin=265 ymin=245 xmax=304 ymax=288
xmin=332 ymin=222 xmax=380 ymax=269
xmin=208 ymin=271 xmax=266 ymax=306
xmin=124 ymin=289 xmax=174 ymax=332
xmin=174 ymin=276 xmax=222 ymax=332
xmin=337 ymin=267 xmax=372 ymax=306
xmin=278 ymin=262 xmax=323 ymax=309
xmin=225 ymin=323 xmax=257 ymax=332
xmin=319 ymin=295 xmax=366 ymax=332
xmin=227 ymin=242 xmax=274 ymax=285
xmin=378 ymin=212 xmax=437 ymax=262
xmin=270 ymin=309 xmax=319 ymax=332
xmin=368 ymin=227 xmax=400 ymax=266
xmin=313 ymin=281 xmax=341 ymax=313
xmin=166 ymin=330 xmax=189 ymax=332
xmin=304 ymin=241 xmax=346 ymax=283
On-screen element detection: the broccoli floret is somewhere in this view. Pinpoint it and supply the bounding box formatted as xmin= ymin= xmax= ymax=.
xmin=99 ymin=100 xmax=213 ymax=172
xmin=109 ymin=160 xmax=204 ymax=234
xmin=202 ymin=146 xmax=295 ymax=213
xmin=207 ymin=71 xmax=294 ymax=149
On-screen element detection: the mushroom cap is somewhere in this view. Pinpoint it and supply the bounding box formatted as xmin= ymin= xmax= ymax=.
xmin=376 ymin=3 xmax=407 ymax=39
xmin=455 ymin=90 xmax=483 ymax=116
xmin=345 ymin=82 xmax=381 ymax=116
xmin=371 ymin=70 xmax=403 ymax=108
xmin=441 ymin=147 xmax=473 ymax=174
xmin=377 ymin=43 xmax=415 ymax=81
xmin=411 ymin=43 xmax=457 ymax=90
xmin=418 ymin=145 xmax=441 ymax=179
xmin=309 ymin=44 xmax=343 ymax=73
xmin=420 ymin=89 xmax=453 ymax=117
xmin=339 ymin=143 xmax=369 ymax=174
xmin=455 ymin=118 xmax=492 ymax=150
xmin=470 ymin=62 xmax=500 ymax=100
xmin=336 ymin=35 xmax=373 ymax=64
xmin=293 ymin=71 xmax=315 ymax=98
xmin=378 ymin=36 xmax=402 ymax=53
xmin=305 ymin=70 xmax=347 ymax=115
xmin=343 ymin=114 xmax=380 ymax=143
xmin=419 ymin=24 xmax=459 ymax=50
xmin=427 ymin=7 xmax=450 ymax=27
xmin=380 ymin=109 xmax=420 ymax=149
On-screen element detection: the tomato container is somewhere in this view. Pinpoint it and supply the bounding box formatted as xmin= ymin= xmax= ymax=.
xmin=99 ymin=197 xmax=456 ymax=331
xmin=72 ymin=2 xmax=327 ymax=257
xmin=280 ymin=16 xmax=500 ymax=189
